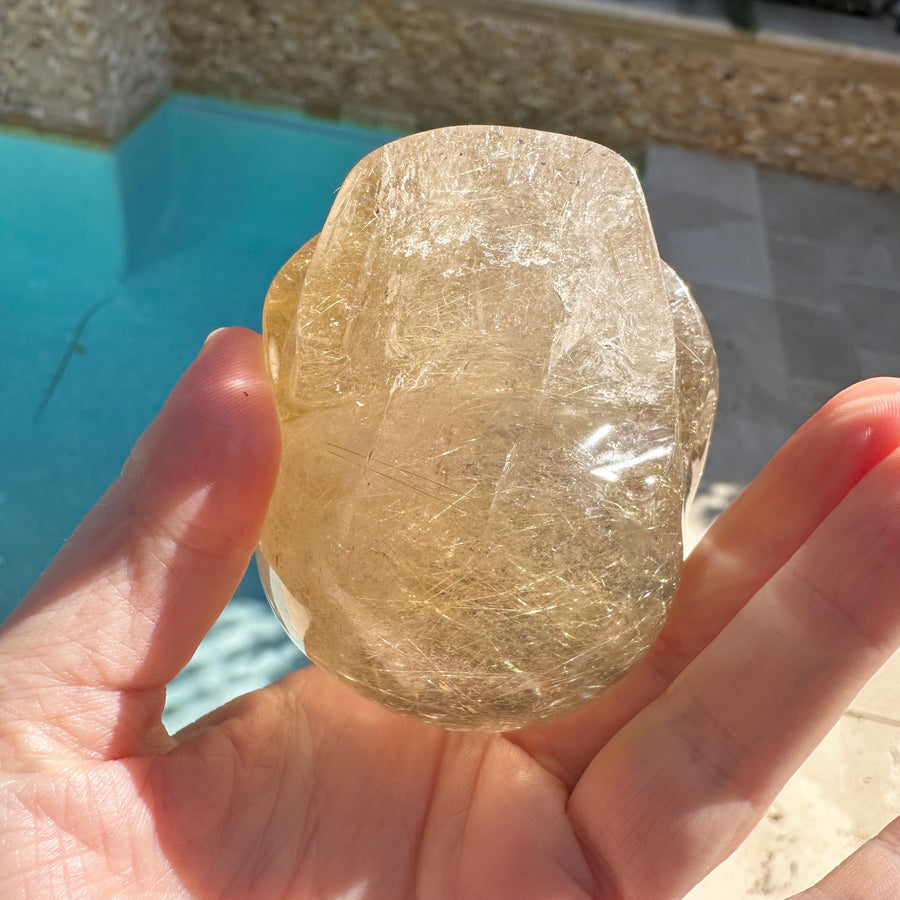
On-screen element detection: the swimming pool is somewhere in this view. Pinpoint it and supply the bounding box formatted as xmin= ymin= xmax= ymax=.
xmin=0 ymin=94 xmax=403 ymax=726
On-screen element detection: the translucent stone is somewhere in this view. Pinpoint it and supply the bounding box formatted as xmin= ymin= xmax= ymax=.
xmin=257 ymin=126 xmax=717 ymax=731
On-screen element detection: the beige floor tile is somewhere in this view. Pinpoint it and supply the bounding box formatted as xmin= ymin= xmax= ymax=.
xmin=687 ymin=712 xmax=900 ymax=898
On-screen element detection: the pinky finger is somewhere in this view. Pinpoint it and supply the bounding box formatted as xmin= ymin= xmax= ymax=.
xmin=793 ymin=817 xmax=900 ymax=899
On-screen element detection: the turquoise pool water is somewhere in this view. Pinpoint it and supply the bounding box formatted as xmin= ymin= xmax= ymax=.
xmin=1 ymin=95 xmax=402 ymax=725
xmin=1 ymin=94 xmax=401 ymax=616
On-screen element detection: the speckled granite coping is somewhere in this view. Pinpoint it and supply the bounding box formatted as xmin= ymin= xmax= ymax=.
xmin=0 ymin=0 xmax=170 ymax=141
xmin=3 ymin=0 xmax=900 ymax=190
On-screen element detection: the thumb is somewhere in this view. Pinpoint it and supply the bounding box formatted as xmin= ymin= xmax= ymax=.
xmin=0 ymin=328 xmax=280 ymax=756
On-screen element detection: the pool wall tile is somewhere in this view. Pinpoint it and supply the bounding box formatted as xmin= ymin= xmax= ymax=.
xmin=117 ymin=99 xmax=178 ymax=271
xmin=4 ymin=1 xmax=900 ymax=191
xmin=0 ymin=0 xmax=170 ymax=140
xmin=0 ymin=130 xmax=125 ymax=283
xmin=166 ymin=0 xmax=900 ymax=190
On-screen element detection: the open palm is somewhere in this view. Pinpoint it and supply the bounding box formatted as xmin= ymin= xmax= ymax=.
xmin=3 ymin=328 xmax=900 ymax=899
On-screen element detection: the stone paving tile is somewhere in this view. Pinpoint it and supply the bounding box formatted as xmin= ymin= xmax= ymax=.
xmin=766 ymin=235 xmax=848 ymax=312
xmin=648 ymin=143 xmax=900 ymax=491
xmin=824 ymin=239 xmax=900 ymax=290
xmin=851 ymin=649 xmax=900 ymax=722
xmin=836 ymin=283 xmax=900 ymax=356
xmin=769 ymin=234 xmax=900 ymax=336
xmin=650 ymin=195 xmax=774 ymax=298
xmin=703 ymin=413 xmax=793 ymax=486
xmin=784 ymin=375 xmax=848 ymax=431
xmin=645 ymin=144 xmax=773 ymax=298
xmin=690 ymin=282 xmax=793 ymax=426
xmin=652 ymin=142 xmax=900 ymax=900
xmin=860 ymin=349 xmax=900 ymax=380
xmin=644 ymin=144 xmax=765 ymax=212
xmin=775 ymin=299 xmax=863 ymax=385
xmin=759 ymin=166 xmax=900 ymax=269
xmin=687 ymin=713 xmax=900 ymax=900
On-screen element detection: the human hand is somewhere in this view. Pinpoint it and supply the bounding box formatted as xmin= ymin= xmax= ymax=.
xmin=2 ymin=327 xmax=899 ymax=899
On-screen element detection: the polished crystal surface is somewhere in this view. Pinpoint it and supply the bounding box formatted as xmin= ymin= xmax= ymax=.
xmin=257 ymin=126 xmax=717 ymax=730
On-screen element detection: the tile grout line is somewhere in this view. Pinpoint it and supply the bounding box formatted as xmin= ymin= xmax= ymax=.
xmin=843 ymin=709 xmax=900 ymax=729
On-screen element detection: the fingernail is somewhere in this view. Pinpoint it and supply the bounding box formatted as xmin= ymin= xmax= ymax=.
xmin=204 ymin=327 xmax=229 ymax=347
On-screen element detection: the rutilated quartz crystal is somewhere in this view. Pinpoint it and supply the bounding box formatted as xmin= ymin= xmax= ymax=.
xmin=257 ymin=126 xmax=717 ymax=731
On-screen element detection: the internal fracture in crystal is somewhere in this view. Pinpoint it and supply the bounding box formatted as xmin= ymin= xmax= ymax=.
xmin=257 ymin=125 xmax=718 ymax=731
